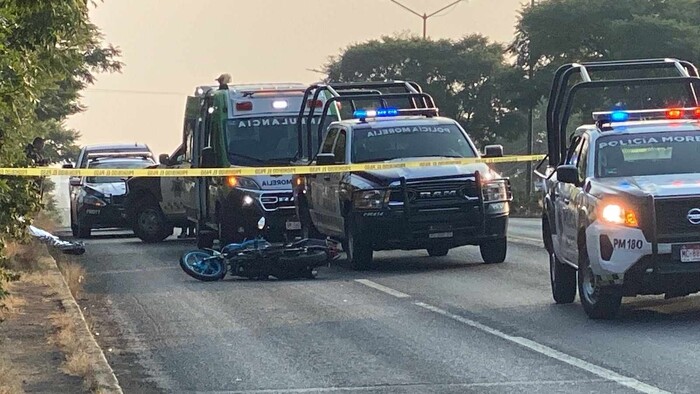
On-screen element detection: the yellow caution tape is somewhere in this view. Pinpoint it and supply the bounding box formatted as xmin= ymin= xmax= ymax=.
xmin=0 ymin=154 xmax=546 ymax=177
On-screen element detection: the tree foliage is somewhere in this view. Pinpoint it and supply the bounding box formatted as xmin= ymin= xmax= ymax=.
xmin=325 ymin=35 xmax=528 ymax=145
xmin=0 ymin=0 xmax=121 ymax=297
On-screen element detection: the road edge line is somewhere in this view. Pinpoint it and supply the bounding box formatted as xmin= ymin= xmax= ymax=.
xmin=414 ymin=302 xmax=670 ymax=394
xmin=46 ymin=252 xmax=124 ymax=394
xmin=355 ymin=279 xmax=411 ymax=298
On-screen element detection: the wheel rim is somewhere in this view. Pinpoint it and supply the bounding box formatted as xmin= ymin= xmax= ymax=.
xmin=138 ymin=209 xmax=161 ymax=235
xmin=183 ymin=252 xmax=224 ymax=277
xmin=581 ymin=265 xmax=599 ymax=305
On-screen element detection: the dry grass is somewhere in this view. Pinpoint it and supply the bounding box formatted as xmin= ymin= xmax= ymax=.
xmin=0 ymin=356 xmax=25 ymax=394
xmin=32 ymin=212 xmax=58 ymax=234
xmin=5 ymin=240 xmax=43 ymax=272
xmin=56 ymin=259 xmax=85 ymax=299
xmin=49 ymin=312 xmax=96 ymax=388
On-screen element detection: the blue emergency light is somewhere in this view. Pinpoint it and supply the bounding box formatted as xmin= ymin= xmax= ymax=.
xmin=353 ymin=107 xmax=399 ymax=119
xmin=610 ymin=110 xmax=630 ymax=122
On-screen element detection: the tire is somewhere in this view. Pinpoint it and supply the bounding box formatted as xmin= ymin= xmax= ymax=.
xmin=550 ymin=252 xmax=576 ymax=304
xmin=179 ymin=250 xmax=227 ymax=282
xmin=71 ymin=223 xmax=79 ymax=238
xmin=427 ymin=246 xmax=450 ymax=257
xmin=75 ymin=218 xmax=91 ymax=238
xmin=578 ymin=245 xmax=622 ymax=320
xmin=133 ymin=203 xmax=172 ymax=243
xmin=480 ymin=237 xmax=507 ymax=264
xmin=345 ymin=217 xmax=373 ymax=271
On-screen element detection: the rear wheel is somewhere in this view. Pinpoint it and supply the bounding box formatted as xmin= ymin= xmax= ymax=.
xmin=550 ymin=252 xmax=577 ymax=304
xmin=427 ymin=246 xmax=449 ymax=257
xmin=480 ymin=237 xmax=507 ymax=264
xmin=133 ymin=203 xmax=172 ymax=243
xmin=345 ymin=218 xmax=373 ymax=271
xmin=578 ymin=245 xmax=622 ymax=319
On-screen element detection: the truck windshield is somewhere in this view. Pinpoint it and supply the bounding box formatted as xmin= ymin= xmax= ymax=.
xmin=86 ymin=159 xmax=154 ymax=183
xmin=596 ymin=131 xmax=700 ymax=177
xmin=351 ymin=123 xmax=476 ymax=163
xmin=226 ymin=116 xmax=324 ymax=166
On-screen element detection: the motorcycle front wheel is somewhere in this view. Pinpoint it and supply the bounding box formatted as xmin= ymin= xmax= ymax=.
xmin=179 ymin=250 xmax=227 ymax=282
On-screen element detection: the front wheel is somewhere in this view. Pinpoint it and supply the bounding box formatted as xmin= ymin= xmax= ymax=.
xmin=179 ymin=250 xmax=227 ymax=282
xmin=578 ymin=246 xmax=622 ymax=319
xmin=427 ymin=246 xmax=449 ymax=257
xmin=133 ymin=203 xmax=172 ymax=243
xmin=480 ymin=237 xmax=507 ymax=264
xmin=345 ymin=218 xmax=373 ymax=271
xmin=550 ymin=252 xmax=576 ymax=304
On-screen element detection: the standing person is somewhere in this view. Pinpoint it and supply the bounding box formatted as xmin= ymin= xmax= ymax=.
xmin=24 ymin=137 xmax=49 ymax=200
xmin=216 ymin=73 xmax=232 ymax=90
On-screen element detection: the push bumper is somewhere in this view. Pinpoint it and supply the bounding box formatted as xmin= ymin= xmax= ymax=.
xmin=351 ymin=208 xmax=508 ymax=251
xmin=223 ymin=189 xmax=301 ymax=243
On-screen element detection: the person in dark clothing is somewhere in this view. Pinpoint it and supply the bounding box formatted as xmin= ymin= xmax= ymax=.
xmin=216 ymin=73 xmax=232 ymax=90
xmin=25 ymin=137 xmax=48 ymax=166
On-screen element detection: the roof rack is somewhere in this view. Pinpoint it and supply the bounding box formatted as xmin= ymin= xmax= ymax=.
xmin=545 ymin=58 xmax=700 ymax=166
xmin=295 ymin=81 xmax=438 ymax=160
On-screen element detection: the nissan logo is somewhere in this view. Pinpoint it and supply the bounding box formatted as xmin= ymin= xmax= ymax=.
xmin=687 ymin=208 xmax=700 ymax=225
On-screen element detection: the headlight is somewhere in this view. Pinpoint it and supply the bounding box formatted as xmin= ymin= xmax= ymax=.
xmin=353 ymin=189 xmax=389 ymax=210
xmin=226 ymin=176 xmax=260 ymax=190
xmin=482 ymin=180 xmax=509 ymax=202
xmin=242 ymin=195 xmax=254 ymax=206
xmin=600 ymin=203 xmax=638 ymax=227
xmin=82 ymin=194 xmax=107 ymax=207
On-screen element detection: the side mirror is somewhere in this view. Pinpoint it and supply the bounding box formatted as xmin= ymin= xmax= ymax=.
xmin=315 ymin=153 xmax=336 ymax=166
xmin=159 ymin=153 xmax=170 ymax=165
xmin=200 ymin=146 xmax=216 ymax=168
xmin=483 ymin=144 xmax=504 ymax=158
xmin=69 ymin=177 xmax=82 ymax=187
xmin=62 ymin=163 xmax=74 ymax=169
xmin=556 ymin=165 xmax=579 ymax=185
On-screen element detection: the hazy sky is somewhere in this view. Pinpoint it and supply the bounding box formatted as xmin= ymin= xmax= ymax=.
xmin=66 ymin=0 xmax=527 ymax=157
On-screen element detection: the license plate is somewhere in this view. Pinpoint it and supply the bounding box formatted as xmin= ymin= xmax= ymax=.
xmin=680 ymin=244 xmax=700 ymax=263
xmin=286 ymin=221 xmax=301 ymax=231
xmin=429 ymin=232 xmax=453 ymax=239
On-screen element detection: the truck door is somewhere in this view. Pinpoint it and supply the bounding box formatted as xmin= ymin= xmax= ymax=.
xmin=327 ymin=128 xmax=347 ymax=235
xmin=555 ymin=136 xmax=584 ymax=265
xmin=308 ymin=127 xmax=339 ymax=234
xmin=184 ymin=96 xmax=211 ymax=225
xmin=159 ymin=142 xmax=189 ymax=221
xmin=564 ymin=136 xmax=589 ymax=266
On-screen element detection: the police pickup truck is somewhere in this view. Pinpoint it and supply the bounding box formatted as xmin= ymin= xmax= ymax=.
xmin=538 ymin=58 xmax=700 ymax=319
xmin=293 ymin=86 xmax=511 ymax=270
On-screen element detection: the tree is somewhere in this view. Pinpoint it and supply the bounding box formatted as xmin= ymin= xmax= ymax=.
xmin=0 ymin=0 xmax=121 ymax=297
xmin=510 ymin=0 xmax=700 ymax=108
xmin=325 ymin=35 xmax=527 ymax=145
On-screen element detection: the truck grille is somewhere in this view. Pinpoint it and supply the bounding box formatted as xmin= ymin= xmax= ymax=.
xmin=259 ymin=191 xmax=295 ymax=212
xmin=390 ymin=179 xmax=478 ymax=205
xmin=655 ymin=197 xmax=700 ymax=242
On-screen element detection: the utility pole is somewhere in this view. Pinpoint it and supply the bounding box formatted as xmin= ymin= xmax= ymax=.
xmin=526 ymin=0 xmax=536 ymax=198
xmin=390 ymin=0 xmax=464 ymax=39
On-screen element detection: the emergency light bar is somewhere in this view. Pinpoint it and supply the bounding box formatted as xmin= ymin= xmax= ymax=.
xmin=593 ymin=107 xmax=700 ymax=123
xmin=353 ymin=107 xmax=399 ymax=119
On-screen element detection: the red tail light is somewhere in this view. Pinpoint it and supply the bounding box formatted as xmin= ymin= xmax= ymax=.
xmin=235 ymin=101 xmax=253 ymax=111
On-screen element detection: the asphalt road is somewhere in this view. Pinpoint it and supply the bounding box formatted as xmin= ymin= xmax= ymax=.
xmin=67 ymin=218 xmax=700 ymax=394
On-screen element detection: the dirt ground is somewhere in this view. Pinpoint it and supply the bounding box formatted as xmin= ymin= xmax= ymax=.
xmin=0 ymin=279 xmax=88 ymax=394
